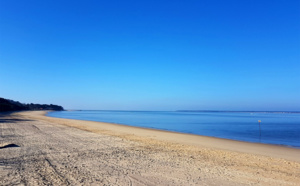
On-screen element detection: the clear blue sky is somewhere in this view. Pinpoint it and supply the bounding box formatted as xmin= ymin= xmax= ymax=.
xmin=1 ymin=0 xmax=299 ymax=111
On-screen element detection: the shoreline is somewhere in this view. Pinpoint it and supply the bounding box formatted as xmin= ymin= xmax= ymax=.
xmin=48 ymin=111 xmax=300 ymax=150
xmin=20 ymin=111 xmax=300 ymax=162
xmin=2 ymin=110 xmax=300 ymax=185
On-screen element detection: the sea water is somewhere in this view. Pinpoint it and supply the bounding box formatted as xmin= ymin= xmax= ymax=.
xmin=47 ymin=110 xmax=300 ymax=148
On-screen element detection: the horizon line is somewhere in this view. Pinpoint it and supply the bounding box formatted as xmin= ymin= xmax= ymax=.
xmin=63 ymin=109 xmax=300 ymax=113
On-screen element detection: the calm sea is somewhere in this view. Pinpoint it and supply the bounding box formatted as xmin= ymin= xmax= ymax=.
xmin=47 ymin=110 xmax=300 ymax=148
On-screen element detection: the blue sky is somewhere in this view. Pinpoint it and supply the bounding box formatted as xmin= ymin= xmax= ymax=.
xmin=1 ymin=0 xmax=299 ymax=111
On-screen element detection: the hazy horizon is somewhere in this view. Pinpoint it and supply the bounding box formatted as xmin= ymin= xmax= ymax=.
xmin=1 ymin=0 xmax=299 ymax=111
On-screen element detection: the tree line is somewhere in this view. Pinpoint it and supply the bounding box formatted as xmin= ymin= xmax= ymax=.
xmin=0 ymin=97 xmax=64 ymax=112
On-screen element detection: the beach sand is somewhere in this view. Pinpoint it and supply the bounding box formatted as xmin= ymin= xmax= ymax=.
xmin=1 ymin=111 xmax=299 ymax=185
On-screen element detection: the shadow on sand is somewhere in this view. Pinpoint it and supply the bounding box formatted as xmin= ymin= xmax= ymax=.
xmin=0 ymin=118 xmax=33 ymax=123
xmin=0 ymin=144 xmax=20 ymax=149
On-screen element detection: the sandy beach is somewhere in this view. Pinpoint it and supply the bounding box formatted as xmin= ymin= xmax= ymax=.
xmin=1 ymin=111 xmax=299 ymax=185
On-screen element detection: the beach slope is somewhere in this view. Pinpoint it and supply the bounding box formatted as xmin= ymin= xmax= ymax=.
xmin=1 ymin=111 xmax=299 ymax=185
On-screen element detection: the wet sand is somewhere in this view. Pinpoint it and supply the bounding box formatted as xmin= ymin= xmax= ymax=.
xmin=1 ymin=111 xmax=300 ymax=185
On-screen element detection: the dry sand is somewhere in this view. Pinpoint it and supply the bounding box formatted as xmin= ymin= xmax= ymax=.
xmin=1 ymin=111 xmax=299 ymax=185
